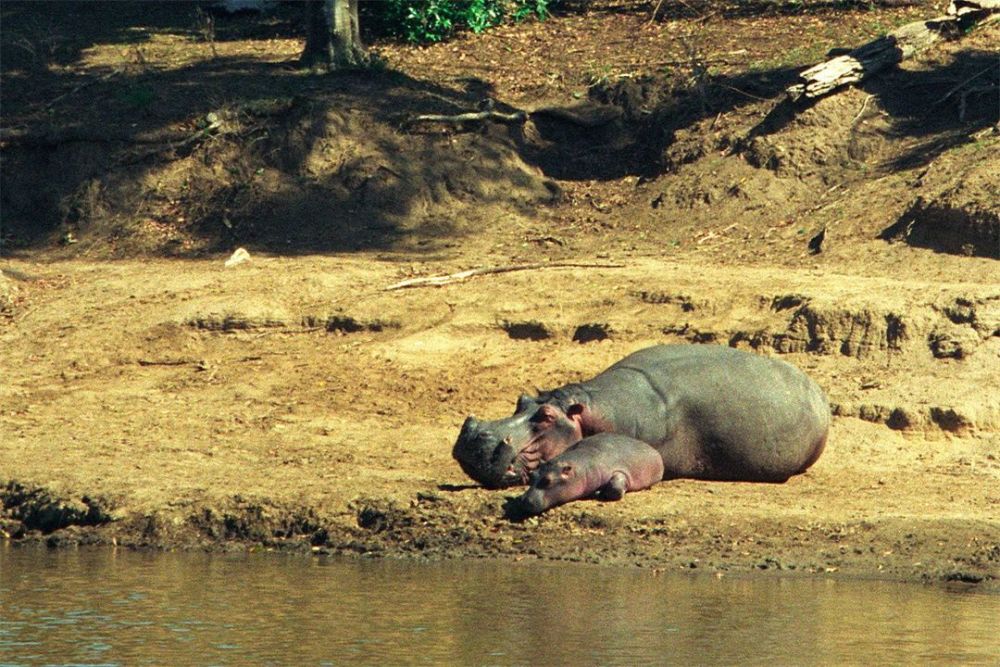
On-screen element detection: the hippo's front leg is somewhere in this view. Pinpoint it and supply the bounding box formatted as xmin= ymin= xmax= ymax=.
xmin=599 ymin=472 xmax=629 ymax=501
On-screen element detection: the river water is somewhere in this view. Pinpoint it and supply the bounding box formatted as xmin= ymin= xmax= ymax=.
xmin=1 ymin=544 xmax=997 ymax=666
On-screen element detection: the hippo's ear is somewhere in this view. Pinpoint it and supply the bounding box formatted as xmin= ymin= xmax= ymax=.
xmin=516 ymin=394 xmax=536 ymax=412
xmin=559 ymin=463 xmax=574 ymax=479
xmin=566 ymin=403 xmax=594 ymax=436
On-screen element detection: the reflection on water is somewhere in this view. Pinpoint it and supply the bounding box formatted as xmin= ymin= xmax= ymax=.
xmin=0 ymin=543 xmax=997 ymax=666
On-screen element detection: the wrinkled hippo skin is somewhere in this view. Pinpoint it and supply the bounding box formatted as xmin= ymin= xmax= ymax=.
xmin=513 ymin=433 xmax=664 ymax=516
xmin=453 ymin=344 xmax=829 ymax=489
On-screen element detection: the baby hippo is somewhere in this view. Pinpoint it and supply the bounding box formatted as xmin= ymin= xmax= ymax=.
xmin=514 ymin=433 xmax=664 ymax=516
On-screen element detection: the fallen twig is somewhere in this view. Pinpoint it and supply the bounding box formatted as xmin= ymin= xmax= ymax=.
xmin=1 ymin=115 xmax=224 ymax=149
xmin=928 ymin=65 xmax=998 ymax=112
xmin=959 ymin=84 xmax=998 ymax=120
xmin=650 ymin=0 xmax=710 ymax=22
xmin=852 ymin=94 xmax=874 ymax=124
xmin=46 ymin=69 xmax=121 ymax=110
xmin=407 ymin=109 xmax=528 ymax=129
xmin=716 ymin=83 xmax=773 ymax=102
xmin=137 ymin=358 xmax=198 ymax=367
xmin=384 ymin=262 xmax=626 ymax=291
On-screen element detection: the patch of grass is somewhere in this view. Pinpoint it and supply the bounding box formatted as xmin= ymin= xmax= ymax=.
xmin=117 ymin=84 xmax=156 ymax=109
xmin=584 ymin=61 xmax=616 ymax=87
xmin=749 ymin=42 xmax=831 ymax=71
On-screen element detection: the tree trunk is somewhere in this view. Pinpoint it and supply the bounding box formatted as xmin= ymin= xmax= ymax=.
xmin=299 ymin=0 xmax=367 ymax=71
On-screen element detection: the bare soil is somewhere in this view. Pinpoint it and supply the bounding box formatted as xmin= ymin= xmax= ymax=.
xmin=1 ymin=1 xmax=997 ymax=590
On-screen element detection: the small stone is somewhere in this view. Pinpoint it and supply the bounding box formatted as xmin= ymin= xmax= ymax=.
xmin=224 ymin=247 xmax=251 ymax=268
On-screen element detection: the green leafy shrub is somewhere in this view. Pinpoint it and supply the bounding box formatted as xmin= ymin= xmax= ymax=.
xmin=467 ymin=0 xmax=505 ymax=34
xmin=368 ymin=0 xmax=557 ymax=44
xmin=512 ymin=0 xmax=552 ymax=22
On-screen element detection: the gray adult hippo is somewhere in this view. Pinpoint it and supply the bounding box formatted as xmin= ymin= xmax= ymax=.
xmin=514 ymin=433 xmax=665 ymax=516
xmin=453 ymin=344 xmax=829 ymax=489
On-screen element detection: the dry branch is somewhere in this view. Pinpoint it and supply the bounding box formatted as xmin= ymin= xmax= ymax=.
xmin=0 ymin=99 xmax=293 ymax=148
xmin=407 ymin=109 xmax=528 ymax=129
xmin=46 ymin=69 xmax=121 ymax=110
xmin=384 ymin=262 xmax=626 ymax=291
xmin=786 ymin=6 xmax=997 ymax=101
xmin=137 ymin=358 xmax=198 ymax=367
xmin=0 ymin=126 xmax=189 ymax=147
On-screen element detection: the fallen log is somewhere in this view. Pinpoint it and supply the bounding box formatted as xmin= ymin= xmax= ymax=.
xmin=948 ymin=0 xmax=1000 ymax=12
xmin=786 ymin=4 xmax=998 ymax=101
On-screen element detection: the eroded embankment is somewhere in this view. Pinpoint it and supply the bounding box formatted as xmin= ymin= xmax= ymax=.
xmin=157 ymin=259 xmax=1000 ymax=435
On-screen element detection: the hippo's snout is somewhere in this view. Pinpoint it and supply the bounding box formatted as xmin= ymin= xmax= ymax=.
xmin=453 ymin=416 xmax=521 ymax=489
xmin=514 ymin=487 xmax=548 ymax=516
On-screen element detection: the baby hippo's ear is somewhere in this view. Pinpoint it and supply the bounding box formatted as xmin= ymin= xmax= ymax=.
xmin=559 ymin=463 xmax=574 ymax=479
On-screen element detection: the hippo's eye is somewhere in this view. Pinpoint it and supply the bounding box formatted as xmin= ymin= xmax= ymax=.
xmin=536 ymin=474 xmax=554 ymax=490
xmin=531 ymin=410 xmax=555 ymax=426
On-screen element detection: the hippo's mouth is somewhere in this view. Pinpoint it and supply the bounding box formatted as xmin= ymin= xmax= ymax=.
xmin=492 ymin=436 xmax=546 ymax=487
xmin=455 ymin=415 xmax=554 ymax=488
xmin=510 ymin=441 xmax=544 ymax=483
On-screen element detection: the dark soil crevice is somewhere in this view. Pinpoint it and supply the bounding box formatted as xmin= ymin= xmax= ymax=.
xmin=1 ymin=480 xmax=116 ymax=535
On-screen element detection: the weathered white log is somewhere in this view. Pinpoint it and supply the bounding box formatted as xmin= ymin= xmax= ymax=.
xmin=786 ymin=7 xmax=998 ymax=101
xmin=948 ymin=0 xmax=1000 ymax=14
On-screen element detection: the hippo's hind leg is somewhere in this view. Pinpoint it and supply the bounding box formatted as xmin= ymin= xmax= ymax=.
xmin=599 ymin=472 xmax=628 ymax=501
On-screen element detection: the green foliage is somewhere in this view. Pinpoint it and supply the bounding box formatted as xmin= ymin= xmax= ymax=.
xmin=467 ymin=0 xmax=505 ymax=33
xmin=401 ymin=0 xmax=462 ymax=43
xmin=118 ymin=85 xmax=155 ymax=109
xmin=512 ymin=0 xmax=552 ymax=22
xmin=373 ymin=0 xmax=557 ymax=44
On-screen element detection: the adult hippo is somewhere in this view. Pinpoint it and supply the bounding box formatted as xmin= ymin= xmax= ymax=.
xmin=453 ymin=344 xmax=829 ymax=489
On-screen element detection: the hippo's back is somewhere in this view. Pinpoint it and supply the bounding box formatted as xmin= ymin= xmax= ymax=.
xmin=597 ymin=345 xmax=829 ymax=480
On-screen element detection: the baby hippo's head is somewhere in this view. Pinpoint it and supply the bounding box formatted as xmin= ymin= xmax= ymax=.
xmin=513 ymin=459 xmax=587 ymax=516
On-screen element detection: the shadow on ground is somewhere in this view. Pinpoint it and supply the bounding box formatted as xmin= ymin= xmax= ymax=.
xmin=1 ymin=1 xmax=994 ymax=256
